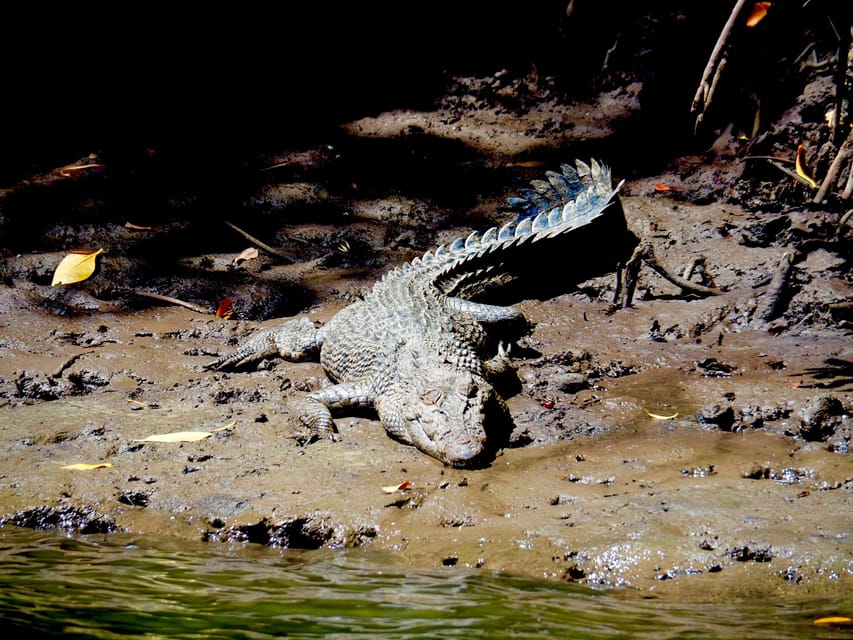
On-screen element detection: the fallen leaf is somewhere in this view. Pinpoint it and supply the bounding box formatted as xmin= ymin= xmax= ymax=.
xmin=795 ymin=145 xmax=817 ymax=188
xmin=135 ymin=431 xmax=213 ymax=443
xmin=58 ymin=163 xmax=106 ymax=178
xmin=654 ymin=183 xmax=678 ymax=192
xmin=745 ymin=2 xmax=771 ymax=27
xmin=507 ymin=160 xmax=545 ymax=168
xmin=126 ymin=398 xmax=148 ymax=409
xmin=51 ymin=248 xmax=104 ymax=286
xmin=786 ymin=379 xmax=802 ymax=389
xmin=645 ymin=410 xmax=679 ymax=420
xmin=216 ymin=298 xmax=234 ymax=319
xmin=814 ymin=617 xmax=852 ymax=626
xmin=381 ymin=480 xmax=411 ymax=494
xmin=124 ymin=221 xmax=155 ymax=231
xmin=234 ymin=247 xmax=259 ymax=264
xmin=134 ymin=421 xmax=236 ymax=443
xmin=61 ymin=463 xmax=113 ymax=470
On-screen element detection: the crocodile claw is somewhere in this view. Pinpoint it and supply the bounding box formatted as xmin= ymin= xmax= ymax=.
xmin=204 ymin=328 xmax=281 ymax=371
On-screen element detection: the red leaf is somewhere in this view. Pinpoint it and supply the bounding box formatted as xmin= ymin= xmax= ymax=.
xmin=216 ymin=298 xmax=234 ymax=319
xmin=746 ymin=2 xmax=771 ymax=28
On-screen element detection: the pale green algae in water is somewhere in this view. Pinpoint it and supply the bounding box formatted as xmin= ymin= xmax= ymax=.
xmin=0 ymin=527 xmax=849 ymax=639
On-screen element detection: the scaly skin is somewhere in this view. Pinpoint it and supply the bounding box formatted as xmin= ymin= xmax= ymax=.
xmin=208 ymin=160 xmax=623 ymax=467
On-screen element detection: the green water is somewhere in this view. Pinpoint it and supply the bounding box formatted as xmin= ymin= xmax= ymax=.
xmin=0 ymin=527 xmax=848 ymax=639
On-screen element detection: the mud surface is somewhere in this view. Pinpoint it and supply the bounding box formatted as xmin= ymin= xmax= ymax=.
xmin=1 ymin=6 xmax=851 ymax=600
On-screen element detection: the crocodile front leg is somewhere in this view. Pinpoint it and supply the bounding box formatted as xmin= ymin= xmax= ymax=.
xmin=291 ymin=382 xmax=374 ymax=439
xmin=206 ymin=316 xmax=322 ymax=370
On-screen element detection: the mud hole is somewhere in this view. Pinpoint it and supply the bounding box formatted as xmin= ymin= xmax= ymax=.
xmin=1 ymin=5 xmax=851 ymax=600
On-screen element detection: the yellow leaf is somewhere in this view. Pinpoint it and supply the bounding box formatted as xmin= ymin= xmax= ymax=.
xmin=645 ymin=410 xmax=679 ymax=420
xmin=134 ymin=431 xmax=213 ymax=443
xmin=133 ymin=422 xmax=235 ymax=443
xmin=51 ymin=248 xmax=104 ymax=286
xmin=61 ymin=463 xmax=113 ymax=470
xmin=814 ymin=616 xmax=852 ymax=626
xmin=795 ymin=145 xmax=817 ymax=188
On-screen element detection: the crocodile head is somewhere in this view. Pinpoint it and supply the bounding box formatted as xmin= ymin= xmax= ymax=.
xmin=375 ymin=365 xmax=511 ymax=468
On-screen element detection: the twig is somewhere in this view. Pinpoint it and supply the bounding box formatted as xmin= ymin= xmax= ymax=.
xmin=620 ymin=243 xmax=645 ymax=308
xmin=762 ymin=158 xmax=817 ymax=189
xmin=224 ymin=220 xmax=296 ymax=263
xmin=681 ymin=257 xmax=702 ymax=282
xmin=691 ymin=0 xmax=749 ymax=131
xmin=831 ymin=18 xmax=851 ymax=147
xmin=743 ymin=155 xmax=794 ymax=163
xmin=641 ymin=246 xmax=723 ymax=296
xmin=750 ymin=94 xmax=761 ymax=139
xmin=601 ymin=35 xmax=620 ymax=74
xmin=756 ymin=252 xmax=794 ymax=322
xmin=132 ymin=290 xmax=211 ymax=314
xmin=617 ymin=244 xmax=722 ymax=308
xmin=613 ymin=260 xmax=624 ymax=307
xmin=837 ymin=209 xmax=853 ymax=235
xmin=827 ymin=300 xmax=853 ymax=312
xmin=814 ymin=129 xmax=853 ymax=203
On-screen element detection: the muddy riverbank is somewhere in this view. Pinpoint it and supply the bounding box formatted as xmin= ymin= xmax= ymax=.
xmin=0 ymin=4 xmax=850 ymax=600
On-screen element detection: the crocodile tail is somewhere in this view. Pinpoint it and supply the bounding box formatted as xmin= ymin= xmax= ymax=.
xmin=410 ymin=159 xmax=623 ymax=275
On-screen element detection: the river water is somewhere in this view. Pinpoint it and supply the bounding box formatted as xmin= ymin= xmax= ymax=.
xmin=0 ymin=526 xmax=848 ymax=639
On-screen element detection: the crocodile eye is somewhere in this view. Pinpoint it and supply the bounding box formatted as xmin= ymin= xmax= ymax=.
xmin=422 ymin=389 xmax=443 ymax=405
xmin=459 ymin=382 xmax=478 ymax=398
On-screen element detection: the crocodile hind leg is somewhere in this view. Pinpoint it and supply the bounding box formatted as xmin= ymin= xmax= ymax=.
xmin=444 ymin=297 xmax=524 ymax=324
xmin=290 ymin=382 xmax=374 ymax=441
xmin=206 ymin=316 xmax=322 ymax=370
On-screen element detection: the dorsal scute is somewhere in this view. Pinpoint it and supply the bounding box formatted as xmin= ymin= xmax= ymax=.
xmin=531 ymin=210 xmax=550 ymax=233
xmin=530 ymin=179 xmax=552 ymax=194
xmin=404 ymin=159 xmax=620 ymax=277
xmin=546 ymin=170 xmax=571 ymax=197
xmin=497 ymin=221 xmax=515 ymax=242
xmin=515 ymin=217 xmax=533 ymax=237
xmin=449 ymin=237 xmax=466 ymax=253
xmin=547 ymin=206 xmax=563 ymax=227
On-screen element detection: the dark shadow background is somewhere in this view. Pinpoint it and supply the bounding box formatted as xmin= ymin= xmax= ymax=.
xmin=2 ymin=2 xmax=737 ymax=178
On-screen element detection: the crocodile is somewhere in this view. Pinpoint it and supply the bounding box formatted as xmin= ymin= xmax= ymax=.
xmin=208 ymin=160 xmax=625 ymax=467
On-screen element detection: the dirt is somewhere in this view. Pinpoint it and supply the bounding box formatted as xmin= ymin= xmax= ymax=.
xmin=0 ymin=6 xmax=851 ymax=600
